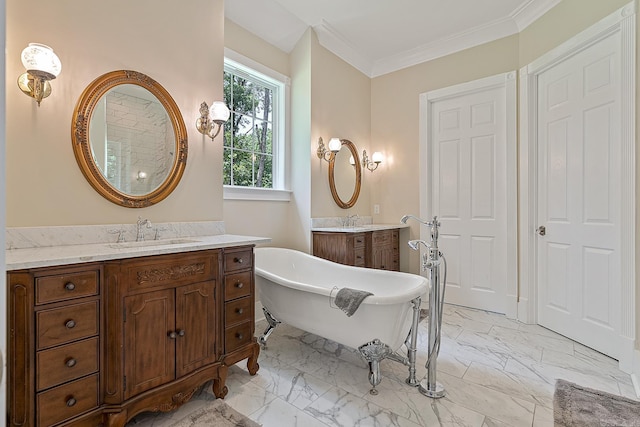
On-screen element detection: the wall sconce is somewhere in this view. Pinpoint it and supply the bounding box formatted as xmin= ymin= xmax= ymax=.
xmin=362 ymin=150 xmax=383 ymax=172
xmin=17 ymin=43 xmax=62 ymax=106
xmin=196 ymin=101 xmax=230 ymax=140
xmin=317 ymin=137 xmax=342 ymax=162
xmin=136 ymin=171 xmax=147 ymax=181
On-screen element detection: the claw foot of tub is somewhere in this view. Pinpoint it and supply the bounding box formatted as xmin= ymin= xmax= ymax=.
xmin=369 ymin=388 xmax=379 ymax=396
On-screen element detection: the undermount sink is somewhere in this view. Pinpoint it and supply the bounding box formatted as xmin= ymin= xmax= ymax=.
xmin=108 ymin=238 xmax=200 ymax=249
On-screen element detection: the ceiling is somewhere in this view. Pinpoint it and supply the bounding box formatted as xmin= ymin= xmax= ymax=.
xmin=225 ymin=0 xmax=560 ymax=77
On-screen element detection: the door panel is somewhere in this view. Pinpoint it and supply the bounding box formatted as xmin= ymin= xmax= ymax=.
xmin=536 ymin=31 xmax=621 ymax=358
xmin=430 ymin=83 xmax=508 ymax=313
xmin=175 ymin=281 xmax=217 ymax=377
xmin=124 ymin=289 xmax=175 ymax=399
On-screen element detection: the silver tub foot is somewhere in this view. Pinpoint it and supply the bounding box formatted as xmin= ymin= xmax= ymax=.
xmin=358 ymin=339 xmax=391 ymax=394
xmin=258 ymin=307 xmax=281 ymax=347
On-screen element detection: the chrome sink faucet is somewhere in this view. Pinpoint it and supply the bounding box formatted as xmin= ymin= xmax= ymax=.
xmin=136 ymin=217 xmax=152 ymax=241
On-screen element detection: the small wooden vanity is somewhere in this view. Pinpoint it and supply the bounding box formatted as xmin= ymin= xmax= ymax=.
xmin=7 ymin=237 xmax=265 ymax=427
xmin=312 ymin=226 xmax=402 ymax=271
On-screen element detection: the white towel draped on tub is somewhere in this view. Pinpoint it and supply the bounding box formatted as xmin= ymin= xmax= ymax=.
xmin=334 ymin=287 xmax=374 ymax=317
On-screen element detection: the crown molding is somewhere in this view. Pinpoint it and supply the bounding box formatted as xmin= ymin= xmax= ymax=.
xmin=510 ymin=0 xmax=561 ymax=31
xmin=370 ymin=16 xmax=519 ymax=77
xmin=313 ymin=20 xmax=374 ymax=76
xmin=315 ymin=0 xmax=560 ymax=78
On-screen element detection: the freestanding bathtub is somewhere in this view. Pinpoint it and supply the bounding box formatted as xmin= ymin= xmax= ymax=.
xmin=254 ymin=247 xmax=429 ymax=393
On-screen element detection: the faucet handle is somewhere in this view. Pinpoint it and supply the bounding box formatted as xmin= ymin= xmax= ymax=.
xmin=109 ymin=229 xmax=126 ymax=243
xmin=154 ymin=226 xmax=168 ymax=241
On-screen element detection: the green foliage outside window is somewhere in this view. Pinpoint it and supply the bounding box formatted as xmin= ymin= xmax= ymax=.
xmin=223 ymin=71 xmax=274 ymax=188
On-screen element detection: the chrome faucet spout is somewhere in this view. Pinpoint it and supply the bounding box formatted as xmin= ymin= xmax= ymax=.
xmin=408 ymin=239 xmax=430 ymax=251
xmin=400 ymin=214 xmax=430 ymax=225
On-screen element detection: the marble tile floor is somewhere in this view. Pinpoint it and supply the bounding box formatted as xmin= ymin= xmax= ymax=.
xmin=127 ymin=304 xmax=637 ymax=427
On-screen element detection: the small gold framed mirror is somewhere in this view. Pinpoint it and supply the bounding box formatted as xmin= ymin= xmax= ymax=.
xmin=72 ymin=70 xmax=187 ymax=208
xmin=328 ymin=139 xmax=362 ymax=209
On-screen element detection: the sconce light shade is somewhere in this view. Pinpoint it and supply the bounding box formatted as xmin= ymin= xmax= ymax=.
xmin=328 ymin=138 xmax=342 ymax=152
xmin=196 ymin=101 xmax=230 ymax=140
xmin=21 ymin=43 xmax=62 ymax=79
xmin=371 ymin=151 xmax=383 ymax=164
xmin=209 ymin=101 xmax=230 ymax=123
xmin=136 ymin=171 xmax=147 ymax=181
xmin=18 ymin=43 xmax=61 ymax=106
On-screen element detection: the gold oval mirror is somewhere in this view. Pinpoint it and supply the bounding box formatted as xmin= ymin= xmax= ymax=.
xmin=329 ymin=139 xmax=361 ymax=209
xmin=72 ymin=70 xmax=187 ymax=208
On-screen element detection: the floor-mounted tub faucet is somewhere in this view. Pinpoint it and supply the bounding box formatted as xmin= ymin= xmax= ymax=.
xmin=402 ymin=215 xmax=447 ymax=399
xmin=136 ymin=217 xmax=152 ymax=241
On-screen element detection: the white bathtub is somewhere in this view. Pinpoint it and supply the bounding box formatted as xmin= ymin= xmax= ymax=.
xmin=254 ymin=247 xmax=429 ymax=351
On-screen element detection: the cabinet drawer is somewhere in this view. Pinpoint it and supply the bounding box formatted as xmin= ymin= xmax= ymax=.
xmin=354 ymin=247 xmax=366 ymax=267
xmin=225 ymin=297 xmax=252 ymax=327
xmin=224 ymin=272 xmax=252 ymax=301
xmin=37 ymin=374 xmax=99 ymax=426
xmin=224 ymin=249 xmax=253 ymax=273
xmin=372 ymin=230 xmax=393 ymax=245
xmin=225 ymin=321 xmax=253 ymax=353
xmin=36 ymin=270 xmax=99 ymax=305
xmin=37 ymin=301 xmax=99 ymax=350
xmin=37 ymin=337 xmax=99 ymax=391
xmin=124 ymin=252 xmax=216 ymax=292
xmin=353 ymin=233 xmax=366 ymax=248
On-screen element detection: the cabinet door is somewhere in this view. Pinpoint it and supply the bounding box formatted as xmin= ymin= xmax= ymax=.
xmin=175 ymin=281 xmax=217 ymax=377
xmin=123 ymin=289 xmax=175 ymax=399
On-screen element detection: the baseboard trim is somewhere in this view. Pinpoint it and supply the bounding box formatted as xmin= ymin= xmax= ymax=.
xmin=632 ymin=349 xmax=640 ymax=398
xmin=255 ymin=300 xmax=264 ymax=323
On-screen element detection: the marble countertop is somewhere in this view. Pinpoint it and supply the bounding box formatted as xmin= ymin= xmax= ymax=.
xmin=6 ymin=234 xmax=271 ymax=271
xmin=310 ymin=223 xmax=408 ymax=233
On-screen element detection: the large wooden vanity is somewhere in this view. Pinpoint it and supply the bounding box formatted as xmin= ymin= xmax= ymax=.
xmin=7 ymin=243 xmax=261 ymax=427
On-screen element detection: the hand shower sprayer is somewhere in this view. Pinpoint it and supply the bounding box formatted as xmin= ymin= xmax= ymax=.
xmin=402 ymin=215 xmax=447 ymax=398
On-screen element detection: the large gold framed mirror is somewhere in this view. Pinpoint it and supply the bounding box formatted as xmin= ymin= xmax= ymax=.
xmin=328 ymin=139 xmax=361 ymax=209
xmin=72 ymin=70 xmax=187 ymax=208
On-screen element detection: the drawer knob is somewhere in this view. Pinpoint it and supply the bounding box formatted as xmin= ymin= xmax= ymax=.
xmin=66 ymin=397 xmax=77 ymax=407
xmin=236 ymin=308 xmax=244 ymax=314
xmin=168 ymin=331 xmax=177 ymax=339
xmin=236 ymin=333 xmax=244 ymax=340
xmin=235 ymin=282 xmax=244 ymax=289
xmin=65 ymin=358 xmax=77 ymax=368
xmin=64 ymin=282 xmax=76 ymax=291
xmin=65 ymin=320 xmax=76 ymax=329
xmin=234 ymin=257 xmax=244 ymax=264
xmin=178 ymin=329 xmax=185 ymax=337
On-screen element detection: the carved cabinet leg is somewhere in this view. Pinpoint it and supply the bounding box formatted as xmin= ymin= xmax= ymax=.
xmin=213 ymin=364 xmax=229 ymax=399
xmin=106 ymin=411 xmax=129 ymax=427
xmin=247 ymin=342 xmax=260 ymax=375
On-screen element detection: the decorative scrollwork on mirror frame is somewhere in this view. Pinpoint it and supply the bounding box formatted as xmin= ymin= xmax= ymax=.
xmin=71 ymin=70 xmax=188 ymax=208
xmin=328 ymin=139 xmax=362 ymax=209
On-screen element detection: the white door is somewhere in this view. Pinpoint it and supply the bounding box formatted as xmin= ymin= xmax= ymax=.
xmin=536 ymin=30 xmax=622 ymax=359
xmin=427 ymin=75 xmax=514 ymax=314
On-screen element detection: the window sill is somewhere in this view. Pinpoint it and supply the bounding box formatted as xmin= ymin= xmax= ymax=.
xmin=223 ymin=186 xmax=291 ymax=202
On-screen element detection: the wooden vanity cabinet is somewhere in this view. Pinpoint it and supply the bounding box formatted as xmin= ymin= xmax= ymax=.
xmin=7 ymin=246 xmax=260 ymax=427
xmin=312 ymin=228 xmax=400 ymax=271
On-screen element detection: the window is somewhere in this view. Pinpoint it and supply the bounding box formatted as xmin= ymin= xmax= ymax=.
xmin=223 ymin=51 xmax=289 ymax=200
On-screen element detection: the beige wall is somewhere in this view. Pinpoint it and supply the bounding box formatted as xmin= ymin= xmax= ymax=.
xmin=310 ymin=32 xmax=372 ymax=219
xmin=7 ymin=0 xmax=225 ymax=227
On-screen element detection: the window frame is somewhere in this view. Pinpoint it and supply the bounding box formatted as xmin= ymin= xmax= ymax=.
xmin=223 ymin=48 xmax=291 ymax=201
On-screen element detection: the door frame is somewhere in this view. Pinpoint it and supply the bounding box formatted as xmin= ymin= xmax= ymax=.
xmin=419 ymin=71 xmax=518 ymax=316
xmin=518 ymin=2 xmax=636 ymax=372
